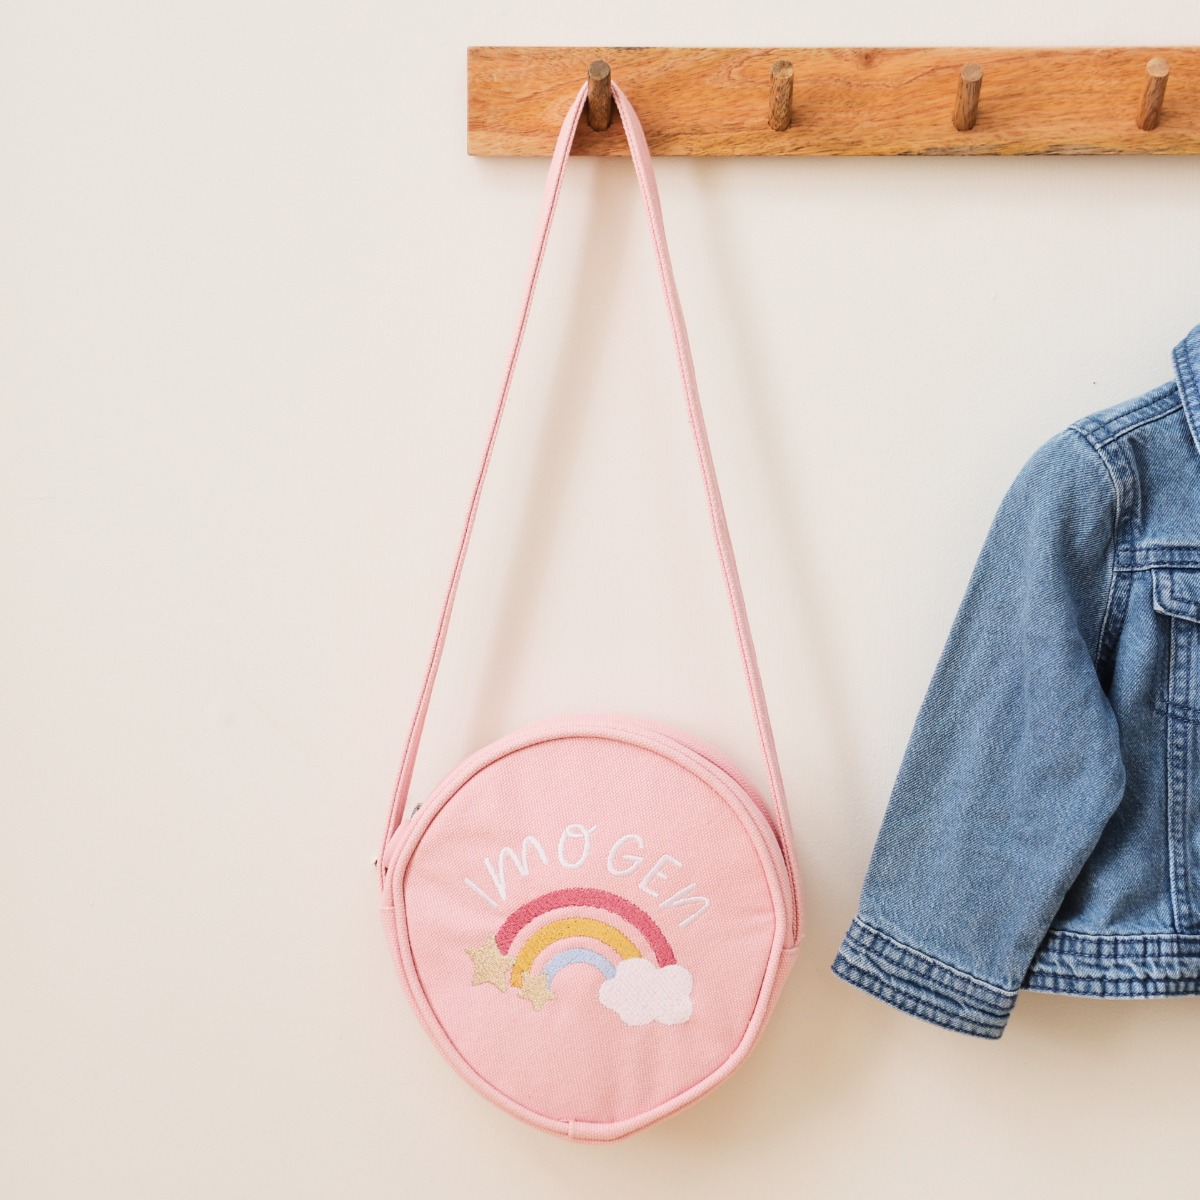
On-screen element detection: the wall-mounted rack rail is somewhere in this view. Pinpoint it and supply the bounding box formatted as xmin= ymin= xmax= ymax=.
xmin=467 ymin=46 xmax=1200 ymax=155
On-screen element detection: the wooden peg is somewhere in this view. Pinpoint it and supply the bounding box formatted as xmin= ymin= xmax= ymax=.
xmin=587 ymin=59 xmax=613 ymax=131
xmin=1137 ymin=57 xmax=1169 ymax=130
xmin=768 ymin=59 xmax=794 ymax=131
xmin=953 ymin=62 xmax=983 ymax=131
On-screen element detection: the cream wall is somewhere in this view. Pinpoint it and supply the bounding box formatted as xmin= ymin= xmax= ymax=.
xmin=5 ymin=2 xmax=1200 ymax=1196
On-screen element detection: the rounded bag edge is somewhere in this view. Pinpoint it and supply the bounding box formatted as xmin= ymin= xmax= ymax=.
xmin=382 ymin=714 xmax=795 ymax=1139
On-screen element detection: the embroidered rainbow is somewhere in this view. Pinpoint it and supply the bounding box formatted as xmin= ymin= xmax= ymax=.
xmin=466 ymin=887 xmax=695 ymax=1026
xmin=497 ymin=887 xmax=677 ymax=987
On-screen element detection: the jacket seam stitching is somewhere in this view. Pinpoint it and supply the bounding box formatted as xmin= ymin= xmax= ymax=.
xmin=1174 ymin=342 xmax=1200 ymax=453
xmin=832 ymin=957 xmax=1006 ymax=1037
xmin=850 ymin=916 xmax=1017 ymax=999
xmin=1041 ymin=927 xmax=1200 ymax=945
xmin=1066 ymin=426 xmax=1123 ymax=667
xmin=843 ymin=932 xmax=1013 ymax=1016
xmin=1086 ymin=399 xmax=1182 ymax=449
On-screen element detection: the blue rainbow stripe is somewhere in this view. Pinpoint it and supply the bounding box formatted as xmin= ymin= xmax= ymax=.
xmin=542 ymin=947 xmax=617 ymax=984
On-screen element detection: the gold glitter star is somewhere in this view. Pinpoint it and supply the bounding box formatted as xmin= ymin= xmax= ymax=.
xmin=517 ymin=970 xmax=555 ymax=1012
xmin=465 ymin=936 xmax=515 ymax=991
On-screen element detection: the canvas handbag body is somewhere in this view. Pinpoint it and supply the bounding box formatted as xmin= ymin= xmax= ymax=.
xmin=379 ymin=80 xmax=802 ymax=1142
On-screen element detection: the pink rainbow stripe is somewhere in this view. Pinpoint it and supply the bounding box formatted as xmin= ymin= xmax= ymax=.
xmin=495 ymin=888 xmax=676 ymax=966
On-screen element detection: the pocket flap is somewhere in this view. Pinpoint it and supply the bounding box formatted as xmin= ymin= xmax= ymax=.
xmin=1152 ymin=569 xmax=1200 ymax=625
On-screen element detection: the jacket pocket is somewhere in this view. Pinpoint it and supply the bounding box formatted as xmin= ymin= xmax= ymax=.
xmin=1151 ymin=568 xmax=1200 ymax=929
xmin=1152 ymin=569 xmax=1200 ymax=719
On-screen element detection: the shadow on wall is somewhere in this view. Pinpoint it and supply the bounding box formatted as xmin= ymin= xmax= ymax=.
xmin=680 ymin=156 xmax=866 ymax=838
xmin=443 ymin=152 xmax=892 ymax=1153
xmin=431 ymin=152 xmax=1200 ymax=1176
xmin=450 ymin=154 xmax=882 ymax=1146
xmin=457 ymin=148 xmax=868 ymax=872
xmin=460 ymin=159 xmax=637 ymax=751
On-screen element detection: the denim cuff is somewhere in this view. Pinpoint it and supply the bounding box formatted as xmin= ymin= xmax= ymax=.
xmin=832 ymin=916 xmax=1018 ymax=1039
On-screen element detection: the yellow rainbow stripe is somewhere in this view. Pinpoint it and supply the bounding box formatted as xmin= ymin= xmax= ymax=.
xmin=510 ymin=918 xmax=641 ymax=987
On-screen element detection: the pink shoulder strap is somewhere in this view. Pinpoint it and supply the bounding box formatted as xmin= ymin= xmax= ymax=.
xmin=381 ymin=81 xmax=799 ymax=936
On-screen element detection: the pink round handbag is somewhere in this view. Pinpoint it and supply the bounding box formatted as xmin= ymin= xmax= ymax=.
xmin=379 ymin=80 xmax=802 ymax=1141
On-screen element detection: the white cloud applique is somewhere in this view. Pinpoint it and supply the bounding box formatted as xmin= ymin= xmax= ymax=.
xmin=598 ymin=958 xmax=694 ymax=1026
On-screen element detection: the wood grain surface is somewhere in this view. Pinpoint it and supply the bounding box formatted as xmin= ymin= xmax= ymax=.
xmin=467 ymin=46 xmax=1200 ymax=155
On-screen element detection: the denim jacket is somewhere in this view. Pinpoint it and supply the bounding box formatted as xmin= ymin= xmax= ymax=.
xmin=833 ymin=322 xmax=1200 ymax=1038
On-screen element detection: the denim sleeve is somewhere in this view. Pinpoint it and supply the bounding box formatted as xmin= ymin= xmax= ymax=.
xmin=832 ymin=428 xmax=1125 ymax=1038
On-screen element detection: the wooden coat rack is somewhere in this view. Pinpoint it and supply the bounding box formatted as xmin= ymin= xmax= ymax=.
xmin=467 ymin=47 xmax=1200 ymax=155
